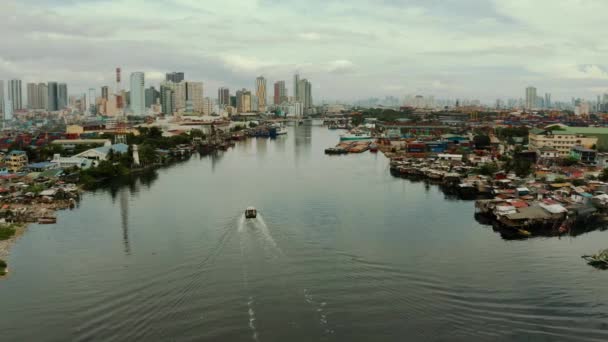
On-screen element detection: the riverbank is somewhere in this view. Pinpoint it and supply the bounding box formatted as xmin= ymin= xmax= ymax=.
xmin=0 ymin=223 xmax=27 ymax=277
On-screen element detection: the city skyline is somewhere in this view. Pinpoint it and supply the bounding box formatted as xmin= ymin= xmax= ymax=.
xmin=2 ymin=1 xmax=608 ymax=102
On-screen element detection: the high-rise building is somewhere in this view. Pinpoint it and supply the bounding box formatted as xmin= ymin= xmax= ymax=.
xmin=4 ymin=100 xmax=13 ymax=120
xmin=274 ymin=81 xmax=287 ymax=105
xmin=160 ymin=82 xmax=176 ymax=115
xmin=130 ymin=72 xmax=145 ymax=116
xmin=255 ymin=76 xmax=267 ymax=112
xmin=38 ymin=83 xmax=48 ymax=111
xmin=27 ymin=83 xmax=37 ymax=109
xmin=47 ymin=82 xmax=59 ymax=111
xmin=218 ymin=87 xmax=230 ymax=107
xmin=166 ymin=72 xmax=184 ymax=83
xmin=101 ymin=86 xmax=109 ymax=100
xmin=545 ymin=93 xmax=551 ymax=109
xmin=145 ymin=86 xmax=160 ymax=108
xmin=525 ymin=86 xmax=537 ymax=110
xmin=293 ymin=74 xmax=300 ymax=102
xmin=236 ymin=89 xmax=252 ymax=113
xmin=58 ymin=83 xmax=68 ymax=109
xmin=0 ymin=80 xmax=4 ymax=115
xmin=8 ymin=80 xmax=22 ymax=111
xmin=186 ymin=82 xmax=204 ymax=113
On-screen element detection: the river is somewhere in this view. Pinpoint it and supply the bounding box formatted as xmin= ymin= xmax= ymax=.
xmin=1 ymin=125 xmax=607 ymax=341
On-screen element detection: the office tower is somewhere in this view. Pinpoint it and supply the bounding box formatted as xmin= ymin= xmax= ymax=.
xmin=27 ymin=83 xmax=37 ymax=109
xmin=129 ymin=72 xmax=145 ymax=116
xmin=525 ymin=86 xmax=537 ymax=110
xmin=255 ymin=76 xmax=267 ymax=112
xmin=0 ymin=80 xmax=3 ymax=114
xmin=101 ymin=86 xmax=109 ymax=100
xmin=166 ymin=72 xmax=185 ymax=83
xmin=218 ymin=87 xmax=230 ymax=107
xmin=251 ymin=95 xmax=259 ymax=112
xmin=545 ymin=93 xmax=551 ymax=109
xmin=297 ymin=79 xmax=312 ymax=109
xmin=236 ymin=89 xmax=252 ymax=113
xmin=186 ymin=82 xmax=204 ymax=113
xmin=274 ymin=81 xmax=286 ymax=105
xmin=160 ymin=82 xmax=175 ymax=115
xmin=58 ymin=83 xmax=68 ymax=109
xmin=230 ymin=96 xmax=237 ymax=108
xmin=145 ymin=86 xmax=160 ymax=108
xmin=38 ymin=83 xmax=48 ymax=110
xmin=8 ymin=79 xmax=22 ymax=111
xmin=47 ymin=82 xmax=59 ymax=111
xmin=293 ymin=74 xmax=300 ymax=101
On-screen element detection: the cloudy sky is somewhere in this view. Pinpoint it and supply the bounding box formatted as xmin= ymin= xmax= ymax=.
xmin=2 ymin=0 xmax=608 ymax=103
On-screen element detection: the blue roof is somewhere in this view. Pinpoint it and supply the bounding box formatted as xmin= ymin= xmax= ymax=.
xmin=27 ymin=162 xmax=55 ymax=169
xmin=93 ymin=143 xmax=129 ymax=155
xmin=8 ymin=150 xmax=27 ymax=155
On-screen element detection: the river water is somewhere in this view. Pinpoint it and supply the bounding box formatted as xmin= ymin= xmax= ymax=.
xmin=1 ymin=125 xmax=608 ymax=341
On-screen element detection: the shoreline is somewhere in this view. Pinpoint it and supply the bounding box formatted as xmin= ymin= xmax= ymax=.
xmin=0 ymin=223 xmax=28 ymax=277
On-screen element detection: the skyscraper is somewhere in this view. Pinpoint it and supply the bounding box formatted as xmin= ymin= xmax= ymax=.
xmin=293 ymin=74 xmax=300 ymax=101
xmin=27 ymin=83 xmax=37 ymax=109
xmin=145 ymin=86 xmax=160 ymax=108
xmin=218 ymin=87 xmax=230 ymax=107
xmin=38 ymin=83 xmax=48 ymax=110
xmin=47 ymin=82 xmax=59 ymax=111
xmin=130 ymin=72 xmax=145 ymax=116
xmin=160 ymin=82 xmax=176 ymax=115
xmin=186 ymin=82 xmax=204 ymax=113
xmin=166 ymin=72 xmax=185 ymax=83
xmin=525 ymin=86 xmax=537 ymax=110
xmin=255 ymin=76 xmax=267 ymax=112
xmin=101 ymin=86 xmax=109 ymax=100
xmin=236 ymin=89 xmax=252 ymax=113
xmin=58 ymin=83 xmax=68 ymax=109
xmin=8 ymin=80 xmax=22 ymax=111
xmin=545 ymin=93 xmax=551 ymax=109
xmin=274 ymin=81 xmax=286 ymax=105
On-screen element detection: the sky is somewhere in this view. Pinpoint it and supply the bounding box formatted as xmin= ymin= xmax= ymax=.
xmin=2 ymin=0 xmax=608 ymax=103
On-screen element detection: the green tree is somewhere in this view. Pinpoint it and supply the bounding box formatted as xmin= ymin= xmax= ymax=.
xmin=473 ymin=135 xmax=491 ymax=149
xmin=477 ymin=163 xmax=499 ymax=176
xmin=562 ymin=156 xmax=579 ymax=166
xmin=600 ymin=168 xmax=608 ymax=182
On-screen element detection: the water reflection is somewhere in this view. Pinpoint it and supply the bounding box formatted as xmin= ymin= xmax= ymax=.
xmin=119 ymin=188 xmax=131 ymax=255
xmin=294 ymin=124 xmax=312 ymax=163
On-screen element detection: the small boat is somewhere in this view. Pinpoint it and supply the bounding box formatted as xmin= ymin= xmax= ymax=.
xmin=582 ymin=249 xmax=608 ymax=269
xmin=245 ymin=207 xmax=257 ymax=219
xmin=276 ymin=128 xmax=288 ymax=135
xmin=369 ymin=143 xmax=378 ymax=152
xmin=38 ymin=216 xmax=57 ymax=224
xmin=340 ymin=131 xmax=372 ymax=141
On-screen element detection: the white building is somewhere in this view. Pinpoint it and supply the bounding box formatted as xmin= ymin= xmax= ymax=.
xmin=256 ymin=76 xmax=267 ymax=112
xmin=186 ymin=82 xmax=204 ymax=113
xmin=130 ymin=72 xmax=145 ymax=116
xmin=525 ymin=86 xmax=537 ymax=110
xmin=202 ymin=97 xmax=213 ymax=115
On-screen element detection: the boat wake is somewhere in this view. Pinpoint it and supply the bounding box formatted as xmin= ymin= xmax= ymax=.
xmin=303 ymin=289 xmax=334 ymax=335
xmin=256 ymin=214 xmax=283 ymax=256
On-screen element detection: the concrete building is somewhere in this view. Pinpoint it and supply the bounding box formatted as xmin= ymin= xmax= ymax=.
xmin=101 ymin=86 xmax=109 ymax=100
xmin=47 ymin=82 xmax=59 ymax=111
xmin=525 ymin=86 xmax=537 ymax=110
xmin=4 ymin=100 xmax=13 ymax=120
xmin=274 ymin=81 xmax=286 ymax=105
xmin=529 ymin=129 xmax=598 ymax=157
xmin=130 ymin=72 xmax=145 ymax=116
xmin=8 ymin=80 xmax=22 ymax=111
xmin=202 ymin=97 xmax=213 ymax=115
xmin=236 ymin=89 xmax=252 ymax=113
xmin=27 ymin=83 xmax=37 ymax=109
xmin=145 ymin=86 xmax=160 ymax=108
xmin=218 ymin=87 xmax=230 ymax=107
xmin=5 ymin=150 xmax=28 ymax=172
xmin=256 ymin=76 xmax=267 ymax=112
xmin=58 ymin=83 xmax=68 ymax=109
xmin=160 ymin=82 xmax=175 ymax=115
xmin=186 ymin=82 xmax=204 ymax=113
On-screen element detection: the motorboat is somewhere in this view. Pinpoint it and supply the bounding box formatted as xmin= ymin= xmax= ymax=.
xmin=245 ymin=207 xmax=257 ymax=219
xmin=277 ymin=128 xmax=288 ymax=135
xmin=339 ymin=131 xmax=372 ymax=141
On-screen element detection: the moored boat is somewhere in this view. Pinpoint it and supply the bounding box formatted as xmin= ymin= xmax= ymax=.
xmin=339 ymin=131 xmax=372 ymax=141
